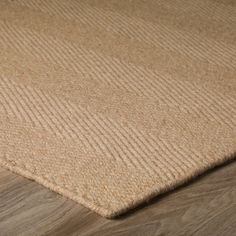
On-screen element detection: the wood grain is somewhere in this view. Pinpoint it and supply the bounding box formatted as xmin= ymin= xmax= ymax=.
xmin=0 ymin=159 xmax=236 ymax=236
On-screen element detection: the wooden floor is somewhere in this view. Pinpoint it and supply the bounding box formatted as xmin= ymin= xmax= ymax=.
xmin=1 ymin=159 xmax=236 ymax=236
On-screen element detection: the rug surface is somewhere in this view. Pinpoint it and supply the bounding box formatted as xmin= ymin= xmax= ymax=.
xmin=0 ymin=0 xmax=236 ymax=218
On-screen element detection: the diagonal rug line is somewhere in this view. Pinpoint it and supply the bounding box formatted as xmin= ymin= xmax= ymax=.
xmin=0 ymin=0 xmax=236 ymax=218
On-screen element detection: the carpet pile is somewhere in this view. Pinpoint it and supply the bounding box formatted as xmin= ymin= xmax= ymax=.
xmin=0 ymin=0 xmax=235 ymax=218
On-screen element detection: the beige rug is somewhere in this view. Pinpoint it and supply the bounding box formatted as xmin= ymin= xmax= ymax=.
xmin=0 ymin=0 xmax=236 ymax=218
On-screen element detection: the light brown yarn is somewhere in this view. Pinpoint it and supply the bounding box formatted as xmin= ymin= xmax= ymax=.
xmin=0 ymin=0 xmax=235 ymax=218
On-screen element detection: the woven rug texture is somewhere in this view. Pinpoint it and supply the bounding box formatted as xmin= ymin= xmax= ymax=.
xmin=0 ymin=0 xmax=236 ymax=218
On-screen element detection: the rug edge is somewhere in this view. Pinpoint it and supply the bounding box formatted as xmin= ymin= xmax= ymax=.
xmin=1 ymin=151 xmax=235 ymax=218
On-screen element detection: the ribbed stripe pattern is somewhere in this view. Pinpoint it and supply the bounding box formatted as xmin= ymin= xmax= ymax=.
xmin=0 ymin=0 xmax=235 ymax=217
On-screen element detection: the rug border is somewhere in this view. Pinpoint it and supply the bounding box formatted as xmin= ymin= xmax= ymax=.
xmin=1 ymin=152 xmax=235 ymax=218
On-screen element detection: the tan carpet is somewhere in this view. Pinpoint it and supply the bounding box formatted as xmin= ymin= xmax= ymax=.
xmin=0 ymin=0 xmax=236 ymax=218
